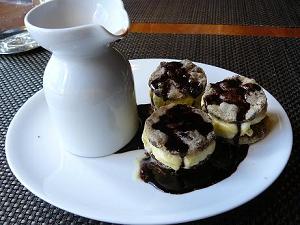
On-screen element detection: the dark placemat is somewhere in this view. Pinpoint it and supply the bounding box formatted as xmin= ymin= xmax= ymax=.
xmin=0 ymin=33 xmax=299 ymax=225
xmin=123 ymin=0 xmax=300 ymax=27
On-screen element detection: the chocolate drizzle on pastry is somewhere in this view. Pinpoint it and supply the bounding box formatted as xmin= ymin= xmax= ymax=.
xmin=151 ymin=104 xmax=213 ymax=158
xmin=150 ymin=62 xmax=205 ymax=100
xmin=204 ymin=77 xmax=262 ymax=144
xmin=204 ymin=78 xmax=261 ymax=122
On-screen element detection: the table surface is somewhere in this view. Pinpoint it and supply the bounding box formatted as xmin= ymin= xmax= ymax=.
xmin=0 ymin=0 xmax=299 ymax=225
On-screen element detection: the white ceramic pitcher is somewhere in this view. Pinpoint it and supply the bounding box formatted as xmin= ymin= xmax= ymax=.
xmin=25 ymin=0 xmax=138 ymax=157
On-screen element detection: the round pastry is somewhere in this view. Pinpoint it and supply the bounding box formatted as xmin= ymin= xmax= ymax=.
xmin=149 ymin=59 xmax=207 ymax=109
xmin=201 ymin=75 xmax=268 ymax=144
xmin=142 ymin=103 xmax=216 ymax=171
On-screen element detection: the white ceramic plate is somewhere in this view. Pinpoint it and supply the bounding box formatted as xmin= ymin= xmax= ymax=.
xmin=6 ymin=59 xmax=293 ymax=224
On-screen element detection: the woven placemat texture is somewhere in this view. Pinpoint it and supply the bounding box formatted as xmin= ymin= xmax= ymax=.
xmin=0 ymin=33 xmax=299 ymax=224
xmin=123 ymin=0 xmax=300 ymax=27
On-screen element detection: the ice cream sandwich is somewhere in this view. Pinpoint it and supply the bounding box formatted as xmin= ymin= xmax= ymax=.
xmin=142 ymin=104 xmax=216 ymax=171
xmin=201 ymin=75 xmax=268 ymax=144
xmin=149 ymin=60 xmax=207 ymax=109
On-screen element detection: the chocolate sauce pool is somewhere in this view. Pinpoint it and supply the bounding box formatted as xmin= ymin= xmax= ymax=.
xmin=115 ymin=104 xmax=249 ymax=194
xmin=140 ymin=138 xmax=249 ymax=194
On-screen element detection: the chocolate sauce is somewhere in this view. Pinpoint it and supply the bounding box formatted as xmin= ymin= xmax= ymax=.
xmin=150 ymin=62 xmax=204 ymax=100
xmin=140 ymin=138 xmax=249 ymax=194
xmin=232 ymin=122 xmax=242 ymax=145
xmin=152 ymin=104 xmax=213 ymax=157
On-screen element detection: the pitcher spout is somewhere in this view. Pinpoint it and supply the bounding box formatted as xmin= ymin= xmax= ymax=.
xmin=25 ymin=0 xmax=130 ymax=56
xmin=92 ymin=0 xmax=129 ymax=42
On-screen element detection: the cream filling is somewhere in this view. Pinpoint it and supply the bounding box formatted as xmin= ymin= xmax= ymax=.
xmin=210 ymin=113 xmax=266 ymax=139
xmin=151 ymin=92 xmax=202 ymax=109
xmin=142 ymin=132 xmax=215 ymax=170
xmin=183 ymin=141 xmax=215 ymax=169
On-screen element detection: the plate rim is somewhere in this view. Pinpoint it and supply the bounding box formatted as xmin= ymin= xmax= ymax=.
xmin=5 ymin=58 xmax=293 ymax=224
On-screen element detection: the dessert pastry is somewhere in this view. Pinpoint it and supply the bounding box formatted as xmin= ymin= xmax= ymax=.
xmin=149 ymin=60 xmax=207 ymax=109
xmin=201 ymin=75 xmax=268 ymax=144
xmin=141 ymin=104 xmax=216 ymax=171
xmin=139 ymin=103 xmax=249 ymax=194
